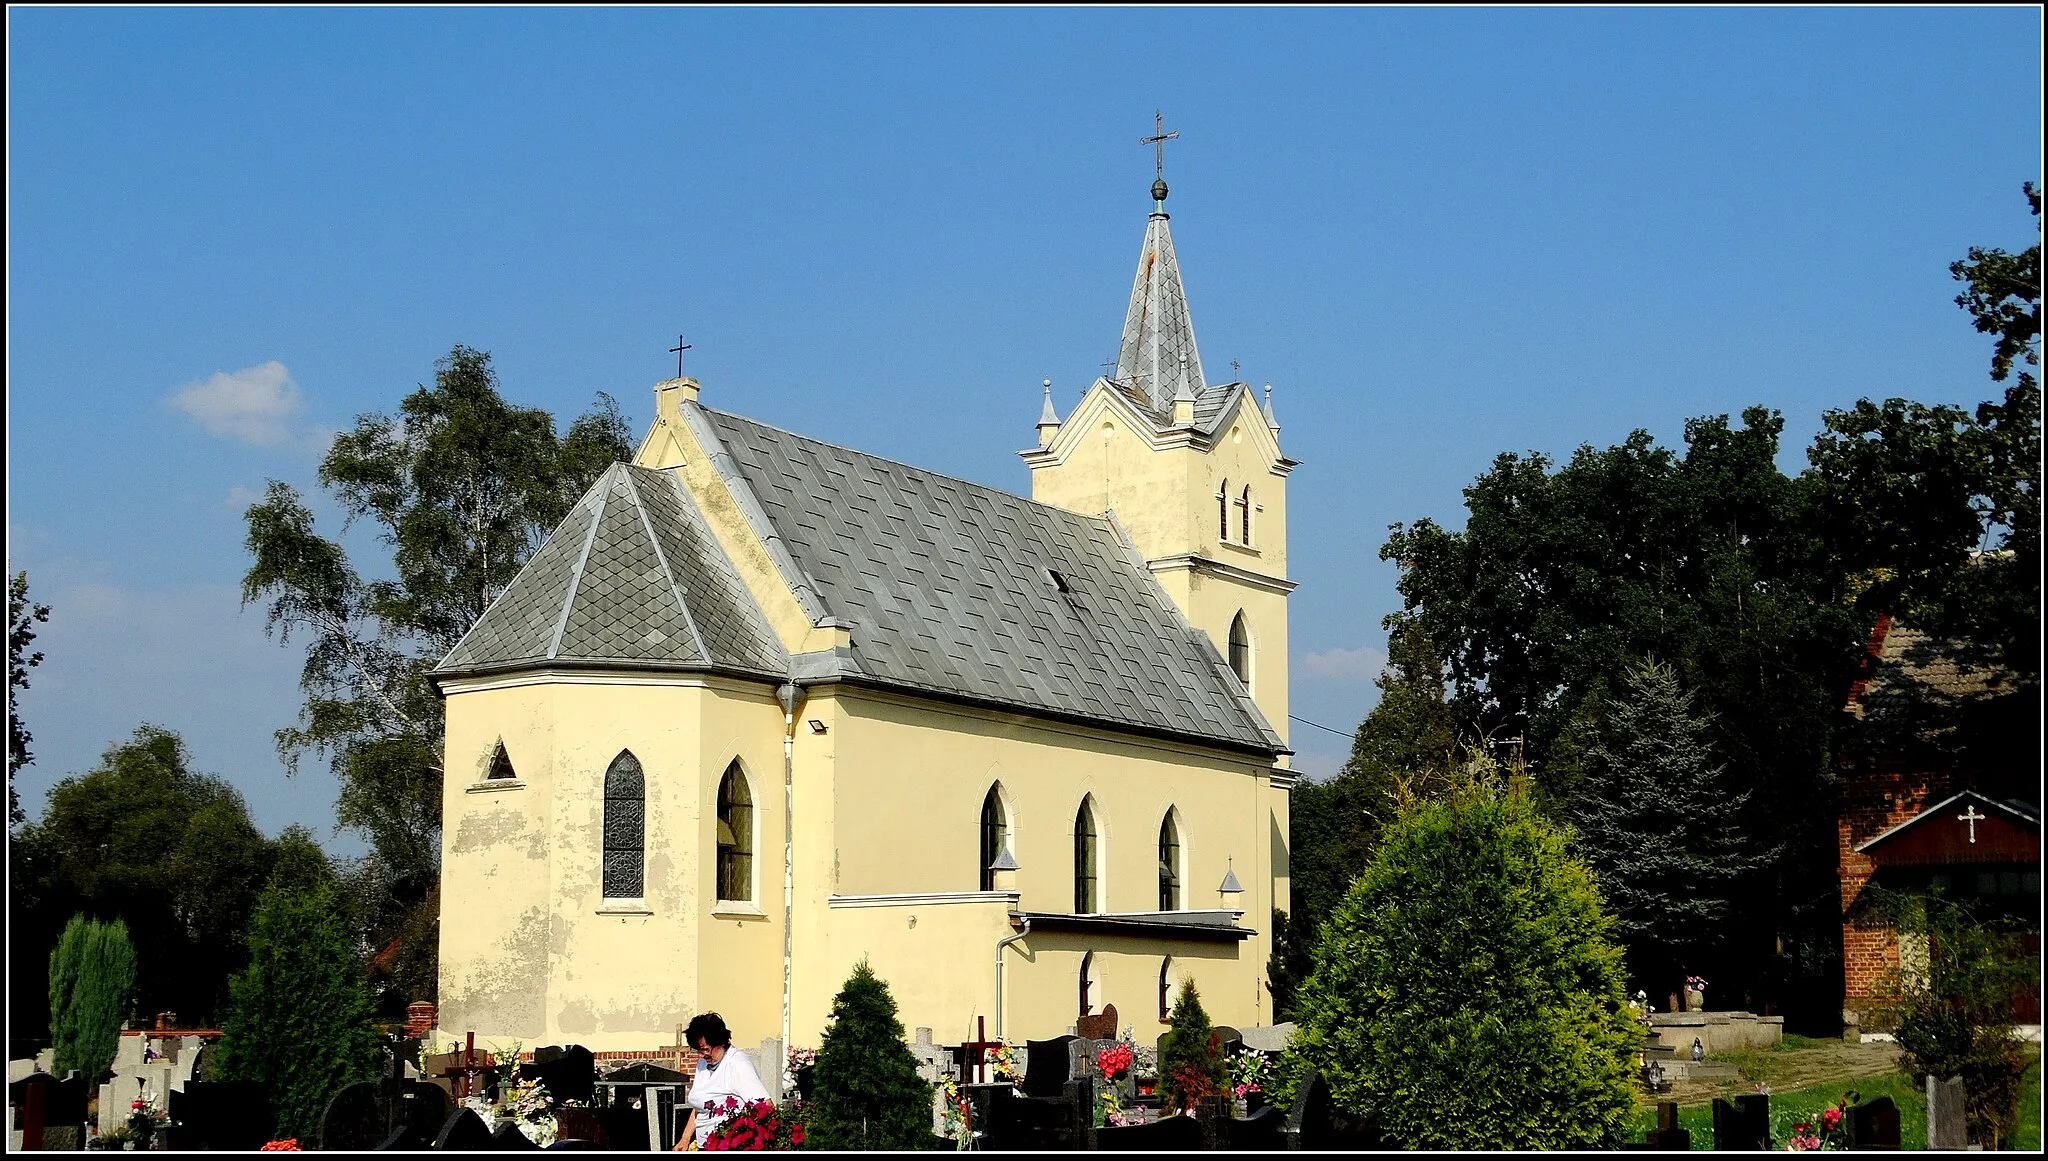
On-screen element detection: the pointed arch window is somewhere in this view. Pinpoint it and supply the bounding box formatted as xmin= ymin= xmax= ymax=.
xmin=980 ymin=785 xmax=1011 ymax=892
xmin=716 ymin=761 xmax=754 ymax=903
xmin=1218 ymin=479 xmax=1231 ymax=540
xmin=1228 ymin=613 xmax=1251 ymax=687
xmin=1074 ymin=798 xmax=1099 ymax=914
xmin=487 ymin=741 xmax=516 ymax=780
xmin=1080 ymin=951 xmax=1099 ymax=1020
xmin=1238 ymin=485 xmax=1253 ymax=545
xmin=1158 ymin=811 xmax=1182 ymax=911
xmin=1158 ymin=957 xmax=1175 ymax=1022
xmin=602 ymin=751 xmax=645 ymax=899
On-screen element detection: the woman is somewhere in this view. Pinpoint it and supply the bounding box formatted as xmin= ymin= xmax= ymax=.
xmin=673 ymin=1012 xmax=770 ymax=1150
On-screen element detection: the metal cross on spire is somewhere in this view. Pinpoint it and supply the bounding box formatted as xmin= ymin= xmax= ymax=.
xmin=668 ymin=334 xmax=692 ymax=379
xmin=1141 ymin=110 xmax=1179 ymax=180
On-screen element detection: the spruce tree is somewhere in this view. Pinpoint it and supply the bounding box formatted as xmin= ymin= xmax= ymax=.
xmin=213 ymin=880 xmax=381 ymax=1141
xmin=806 ymin=959 xmax=932 ymax=1150
xmin=49 ymin=914 xmax=136 ymax=1081
xmin=1284 ymin=769 xmax=1638 ymax=1148
xmin=1158 ymin=978 xmax=1226 ymax=1114
xmin=1569 ymin=658 xmax=1758 ymax=992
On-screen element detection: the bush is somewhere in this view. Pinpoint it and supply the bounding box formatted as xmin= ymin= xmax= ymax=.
xmin=1158 ymin=978 xmax=1226 ymax=1114
xmin=805 ymin=960 xmax=931 ymax=1149
xmin=1280 ymin=770 xmax=1638 ymax=1148
xmin=49 ymin=914 xmax=137 ymax=1081
xmin=1873 ymin=887 xmax=2034 ymax=1148
xmin=212 ymin=880 xmax=381 ymax=1141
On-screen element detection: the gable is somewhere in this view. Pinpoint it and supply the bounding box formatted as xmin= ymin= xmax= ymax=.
xmin=1855 ymin=790 xmax=2040 ymax=866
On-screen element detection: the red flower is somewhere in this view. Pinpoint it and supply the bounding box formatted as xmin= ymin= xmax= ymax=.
xmin=1821 ymin=1107 xmax=1842 ymax=1131
xmin=791 ymin=1125 xmax=806 ymax=1146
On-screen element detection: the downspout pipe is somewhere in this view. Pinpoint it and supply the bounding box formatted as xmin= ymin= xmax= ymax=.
xmin=776 ymin=681 xmax=803 ymax=1062
xmin=994 ymin=917 xmax=1032 ymax=1042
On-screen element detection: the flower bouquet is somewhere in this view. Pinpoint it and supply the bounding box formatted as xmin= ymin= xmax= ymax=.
xmin=1783 ymin=1093 xmax=1853 ymax=1151
xmin=1095 ymin=1042 xmax=1136 ymax=1127
xmin=701 ymin=1095 xmax=805 ymax=1151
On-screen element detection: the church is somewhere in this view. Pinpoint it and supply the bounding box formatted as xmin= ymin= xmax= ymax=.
xmin=432 ymin=171 xmax=1298 ymax=1054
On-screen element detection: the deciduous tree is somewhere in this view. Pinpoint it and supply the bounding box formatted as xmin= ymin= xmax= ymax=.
xmin=242 ymin=344 xmax=630 ymax=1005
xmin=9 ymin=569 xmax=51 ymax=824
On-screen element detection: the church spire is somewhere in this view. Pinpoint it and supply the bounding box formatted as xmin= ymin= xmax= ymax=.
xmin=1113 ymin=117 xmax=1206 ymax=420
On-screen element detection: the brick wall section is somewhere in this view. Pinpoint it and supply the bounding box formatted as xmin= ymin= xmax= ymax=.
xmin=1837 ymin=766 xmax=1953 ymax=1007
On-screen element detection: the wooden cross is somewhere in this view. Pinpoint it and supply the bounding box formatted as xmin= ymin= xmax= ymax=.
xmin=960 ymin=1016 xmax=1003 ymax=1086
xmin=1957 ymin=804 xmax=1985 ymax=843
xmin=668 ymin=334 xmax=692 ymax=379
xmin=1141 ymin=110 xmax=1179 ymax=180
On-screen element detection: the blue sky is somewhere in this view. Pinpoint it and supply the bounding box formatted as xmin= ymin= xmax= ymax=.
xmin=8 ymin=7 xmax=2041 ymax=851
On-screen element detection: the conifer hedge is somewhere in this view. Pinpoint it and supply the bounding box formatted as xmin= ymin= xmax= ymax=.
xmin=1282 ymin=774 xmax=1638 ymax=1148
xmin=49 ymin=914 xmax=137 ymax=1082
xmin=805 ymin=959 xmax=932 ymax=1150
xmin=1158 ymin=977 xmax=1227 ymax=1114
xmin=213 ymin=881 xmax=381 ymax=1141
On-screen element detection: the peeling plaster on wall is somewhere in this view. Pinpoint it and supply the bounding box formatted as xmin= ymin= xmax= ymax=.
xmin=448 ymin=904 xmax=549 ymax=1036
xmin=647 ymin=850 xmax=679 ymax=912
xmin=556 ymin=997 xmax=597 ymax=1035
xmin=450 ymin=808 xmax=541 ymax=859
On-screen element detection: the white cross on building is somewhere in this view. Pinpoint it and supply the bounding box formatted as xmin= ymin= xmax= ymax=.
xmin=1957 ymin=804 xmax=1986 ymax=843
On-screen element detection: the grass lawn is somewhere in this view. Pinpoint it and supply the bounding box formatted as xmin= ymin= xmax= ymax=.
xmin=1628 ymin=1036 xmax=2042 ymax=1150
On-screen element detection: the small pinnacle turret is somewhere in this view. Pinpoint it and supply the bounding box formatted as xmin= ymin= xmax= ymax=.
xmin=1036 ymin=378 xmax=1062 ymax=448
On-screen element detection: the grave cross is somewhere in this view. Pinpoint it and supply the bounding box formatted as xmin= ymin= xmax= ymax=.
xmin=1141 ymin=110 xmax=1179 ymax=180
xmin=960 ymin=1016 xmax=1004 ymax=1086
xmin=668 ymin=334 xmax=692 ymax=379
xmin=1957 ymin=804 xmax=1985 ymax=843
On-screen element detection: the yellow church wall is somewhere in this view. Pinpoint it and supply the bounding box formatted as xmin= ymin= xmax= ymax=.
xmin=798 ymin=684 xmax=1276 ymax=1044
xmin=439 ymin=674 xmax=790 ymax=1051
xmin=1002 ymin=930 xmax=1254 ymax=1042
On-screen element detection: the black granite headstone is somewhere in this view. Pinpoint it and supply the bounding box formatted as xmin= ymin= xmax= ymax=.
xmin=1844 ymin=1095 xmax=1900 ymax=1150
xmin=491 ymin=1120 xmax=544 ymax=1150
xmin=433 ymin=1107 xmax=497 ymax=1150
xmin=519 ymin=1045 xmax=596 ymax=1106
xmin=1216 ymin=1101 xmax=1287 ymax=1150
xmin=1281 ymin=1070 xmax=1379 ymax=1150
xmin=166 ymin=1079 xmax=275 ymax=1150
xmin=321 ymin=1077 xmax=453 ymax=1151
xmin=1021 ymin=1035 xmax=1080 ymax=1098
xmin=1712 ymin=1093 xmax=1770 ymax=1150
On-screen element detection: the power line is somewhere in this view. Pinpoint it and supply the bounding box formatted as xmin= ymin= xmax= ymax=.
xmin=1288 ymin=714 xmax=1356 ymax=741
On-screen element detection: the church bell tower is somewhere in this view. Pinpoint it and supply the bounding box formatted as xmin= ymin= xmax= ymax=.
xmin=1022 ymin=167 xmax=1297 ymax=752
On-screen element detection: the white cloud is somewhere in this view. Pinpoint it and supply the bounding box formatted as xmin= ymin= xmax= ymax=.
xmin=1301 ymin=644 xmax=1388 ymax=681
xmin=168 ymin=361 xmax=305 ymax=445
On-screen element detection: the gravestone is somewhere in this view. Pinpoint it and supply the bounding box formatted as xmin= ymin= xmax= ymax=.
xmin=10 ymin=1071 xmax=90 ymax=1151
xmin=320 ymin=1077 xmax=453 ymax=1151
xmin=908 ymin=1027 xmax=957 ymax=1133
xmin=1844 ymin=1094 xmax=1900 ymax=1150
xmin=1076 ymin=1003 xmax=1119 ymax=1041
xmin=1216 ymin=1101 xmax=1287 ymax=1150
xmin=1281 ymin=1070 xmax=1378 ymax=1150
xmin=968 ymin=1076 xmax=1094 ymax=1151
xmin=1640 ymin=1100 xmax=1690 ymax=1150
xmin=1096 ymin=1111 xmax=1206 ymax=1151
xmin=518 ymin=1045 xmax=595 ymax=1106
xmin=552 ymin=1107 xmax=612 ymax=1149
xmin=491 ymin=1119 xmax=543 ymax=1150
xmin=166 ymin=1079 xmax=274 ymax=1150
xmin=433 ymin=1107 xmax=497 ymax=1150
xmin=1711 ymin=1093 xmax=1769 ymax=1150
xmin=1926 ymin=1075 xmax=1967 ymax=1150
xmin=1021 ymin=1036 xmax=1079 ymax=1098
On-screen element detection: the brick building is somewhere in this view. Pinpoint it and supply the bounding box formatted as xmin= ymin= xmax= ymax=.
xmin=1836 ymin=615 xmax=2040 ymax=1027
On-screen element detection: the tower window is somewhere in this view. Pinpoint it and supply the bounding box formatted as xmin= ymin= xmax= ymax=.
xmin=1158 ymin=810 xmax=1182 ymax=911
xmin=716 ymin=761 xmax=754 ymax=902
xmin=1074 ymin=798 xmax=1099 ymax=914
xmin=1228 ymin=613 xmax=1251 ymax=687
xmin=1218 ymin=479 xmax=1231 ymax=540
xmin=980 ymin=784 xmax=1010 ymax=891
xmin=602 ymin=751 xmax=645 ymax=899
xmin=1239 ymin=485 xmax=1253 ymax=545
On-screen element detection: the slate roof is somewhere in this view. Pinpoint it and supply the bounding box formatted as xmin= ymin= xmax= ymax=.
xmin=1845 ymin=619 xmax=2017 ymax=717
xmin=435 ymin=464 xmax=787 ymax=679
xmin=694 ymin=405 xmax=1283 ymax=755
xmin=433 ymin=412 xmax=1282 ymax=757
xmin=1113 ymin=202 xmax=1208 ymax=420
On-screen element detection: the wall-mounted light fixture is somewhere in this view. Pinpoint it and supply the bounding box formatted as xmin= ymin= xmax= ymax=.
xmin=807 ymin=720 xmax=828 ymax=734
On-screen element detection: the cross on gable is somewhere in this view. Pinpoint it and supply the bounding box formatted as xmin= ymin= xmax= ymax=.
xmin=1958 ymin=804 xmax=1986 ymax=843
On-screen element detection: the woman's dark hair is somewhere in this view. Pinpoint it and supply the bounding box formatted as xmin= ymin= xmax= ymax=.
xmin=685 ymin=1012 xmax=732 ymax=1049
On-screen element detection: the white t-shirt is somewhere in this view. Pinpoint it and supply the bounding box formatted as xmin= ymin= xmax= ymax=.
xmin=686 ymin=1046 xmax=771 ymax=1146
